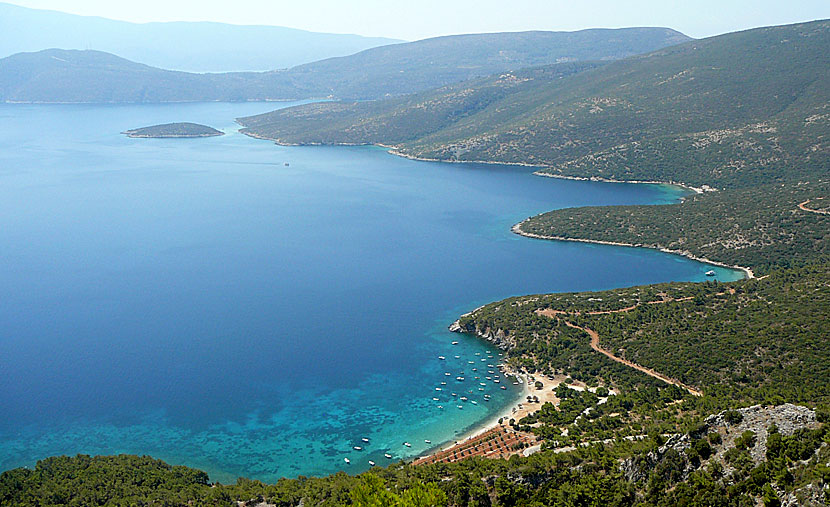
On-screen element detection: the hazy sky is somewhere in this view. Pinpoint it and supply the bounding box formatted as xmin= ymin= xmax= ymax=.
xmin=7 ymin=0 xmax=830 ymax=40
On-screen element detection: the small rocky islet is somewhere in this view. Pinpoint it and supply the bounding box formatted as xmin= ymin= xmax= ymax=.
xmin=122 ymin=122 xmax=224 ymax=138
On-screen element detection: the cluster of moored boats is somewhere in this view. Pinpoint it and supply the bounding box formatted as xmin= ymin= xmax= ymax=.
xmin=434 ymin=346 xmax=517 ymax=410
xmin=344 ymin=438 xmax=434 ymax=466
xmin=342 ymin=342 xmax=520 ymax=467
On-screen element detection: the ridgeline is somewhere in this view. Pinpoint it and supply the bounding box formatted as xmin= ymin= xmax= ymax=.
xmin=0 ymin=28 xmax=689 ymax=103
xmin=2 ymin=19 xmax=829 ymax=507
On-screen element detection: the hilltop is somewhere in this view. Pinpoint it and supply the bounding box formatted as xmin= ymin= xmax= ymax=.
xmin=0 ymin=2 xmax=400 ymax=72
xmin=0 ymin=27 xmax=690 ymax=103
xmin=123 ymin=123 xmax=224 ymax=138
xmin=2 ymin=18 xmax=829 ymax=507
xmin=241 ymin=19 xmax=829 ymax=190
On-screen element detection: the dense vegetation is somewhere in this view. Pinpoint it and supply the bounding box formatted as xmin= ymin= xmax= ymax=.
xmin=519 ymin=179 xmax=830 ymax=275
xmin=241 ymin=20 xmax=829 ymax=190
xmin=239 ymin=62 xmax=605 ymax=145
xmin=458 ymin=265 xmax=830 ymax=407
xmin=0 ymin=28 xmax=688 ymax=103
xmin=122 ymin=122 xmax=224 ymax=138
xmin=2 ymin=17 xmax=829 ymax=507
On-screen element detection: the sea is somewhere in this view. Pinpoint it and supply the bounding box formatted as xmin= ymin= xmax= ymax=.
xmin=0 ymin=101 xmax=745 ymax=483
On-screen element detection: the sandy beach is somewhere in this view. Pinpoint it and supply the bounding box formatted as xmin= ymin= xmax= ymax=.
xmin=415 ymin=369 xmax=573 ymax=464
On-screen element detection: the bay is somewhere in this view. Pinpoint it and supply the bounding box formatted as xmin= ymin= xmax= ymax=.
xmin=0 ymin=102 xmax=743 ymax=482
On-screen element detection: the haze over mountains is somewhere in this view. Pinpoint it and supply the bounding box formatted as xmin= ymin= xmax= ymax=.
xmin=0 ymin=27 xmax=690 ymax=103
xmin=240 ymin=20 xmax=829 ymax=190
xmin=0 ymin=2 xmax=401 ymax=72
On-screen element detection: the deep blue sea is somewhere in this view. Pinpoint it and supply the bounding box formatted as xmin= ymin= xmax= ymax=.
xmin=0 ymin=102 xmax=744 ymax=482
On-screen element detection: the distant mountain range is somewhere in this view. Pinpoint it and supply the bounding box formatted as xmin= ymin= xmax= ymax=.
xmin=240 ymin=20 xmax=830 ymax=190
xmin=0 ymin=27 xmax=689 ymax=104
xmin=0 ymin=2 xmax=401 ymax=72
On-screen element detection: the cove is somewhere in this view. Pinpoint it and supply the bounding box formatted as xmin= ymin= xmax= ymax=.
xmin=0 ymin=102 xmax=744 ymax=483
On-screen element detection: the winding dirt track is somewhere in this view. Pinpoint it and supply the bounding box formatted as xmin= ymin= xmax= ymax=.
xmin=536 ymin=297 xmax=703 ymax=396
xmin=798 ymin=199 xmax=830 ymax=215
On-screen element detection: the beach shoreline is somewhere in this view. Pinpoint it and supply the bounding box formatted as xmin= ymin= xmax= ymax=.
xmin=415 ymin=368 xmax=568 ymax=462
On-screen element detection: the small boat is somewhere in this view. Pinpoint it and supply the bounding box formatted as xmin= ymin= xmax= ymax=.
xmin=435 ymin=387 xmax=442 ymax=391
xmin=457 ymin=405 xmax=463 ymax=409
xmin=368 ymin=461 xmax=376 ymax=467
xmin=384 ymin=453 xmax=392 ymax=459
xmin=437 ymin=405 xmax=443 ymax=409
xmin=501 ymin=386 xmax=507 ymax=390
xmin=468 ymin=361 xmax=474 ymax=364
xmin=454 ymin=355 xmax=460 ymax=359
xmin=344 ymin=458 xmax=350 ymax=464
xmin=494 ymin=380 xmax=500 ymax=383
xmin=404 ymin=442 xmax=411 ymax=447
xmin=475 ymin=352 xmax=480 ymax=356
xmin=451 ymin=341 xmax=459 ymax=345
xmin=438 ymin=356 xmax=445 ymax=360
xmin=456 ymin=376 xmax=465 ymax=381
xmin=480 ymin=382 xmax=487 ymax=386
xmin=451 ymin=392 xmax=457 ymax=396
xmin=362 ymin=437 xmax=369 ymax=443
xmin=460 ymin=396 xmax=468 ymax=401
xmin=471 ymin=400 xmax=478 ymax=405
xmin=353 ymin=446 xmax=362 ymax=451
xmin=478 ymin=388 xmax=484 ymax=391
xmin=441 ymin=381 xmax=447 ymax=385
xmin=425 ymin=439 xmax=431 ymax=444
xmin=432 ymin=397 xmax=439 ymax=401
xmin=284 ymin=162 xmax=290 ymax=167
xmin=445 ymin=372 xmax=451 ymax=376
xmin=706 ymin=270 xmax=716 ymax=276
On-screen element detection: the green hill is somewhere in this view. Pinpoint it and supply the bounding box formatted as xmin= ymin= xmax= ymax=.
xmin=3 ymin=20 xmax=829 ymax=507
xmin=286 ymin=27 xmax=690 ymax=99
xmin=0 ymin=49 xmax=316 ymax=103
xmin=123 ymin=123 xmax=224 ymax=138
xmin=0 ymin=27 xmax=690 ymax=103
xmin=241 ymin=20 xmax=829 ymax=190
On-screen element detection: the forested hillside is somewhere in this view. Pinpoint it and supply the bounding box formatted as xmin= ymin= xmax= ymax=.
xmin=2 ymin=18 xmax=829 ymax=507
xmin=0 ymin=28 xmax=688 ymax=103
xmin=241 ymin=19 xmax=829 ymax=190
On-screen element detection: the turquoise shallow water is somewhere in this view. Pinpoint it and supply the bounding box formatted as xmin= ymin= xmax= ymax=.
xmin=0 ymin=102 xmax=744 ymax=483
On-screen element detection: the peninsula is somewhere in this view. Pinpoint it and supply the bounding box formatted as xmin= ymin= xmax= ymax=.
xmin=122 ymin=122 xmax=224 ymax=138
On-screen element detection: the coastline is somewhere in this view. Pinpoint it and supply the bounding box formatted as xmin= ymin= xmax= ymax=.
xmin=123 ymin=133 xmax=224 ymax=139
xmin=415 ymin=367 xmax=566 ymax=463
xmin=235 ymin=130 xmax=756 ymax=463
xmin=232 ymin=130 xmax=709 ymax=196
xmin=511 ymin=220 xmax=755 ymax=280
